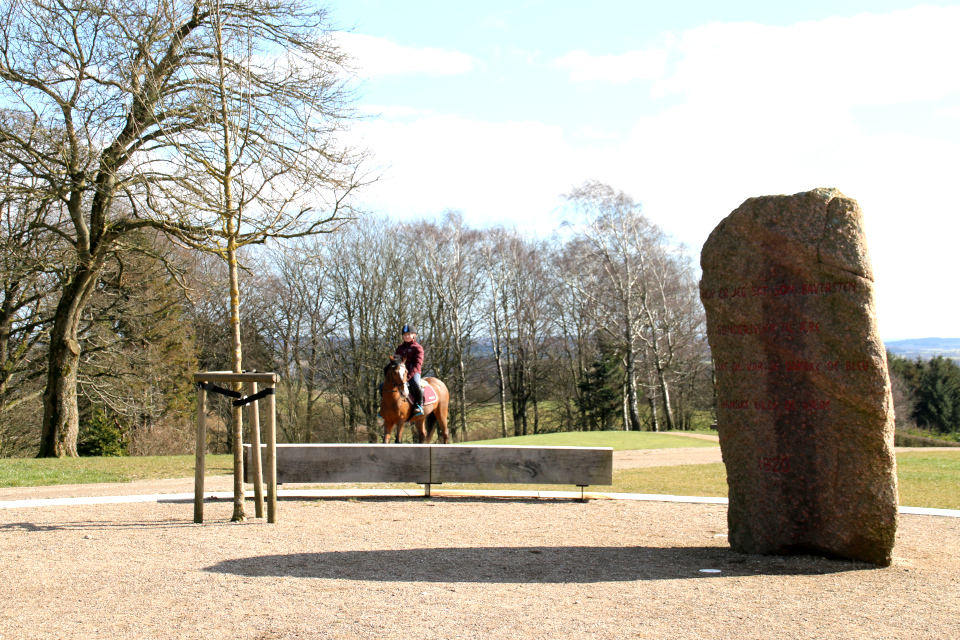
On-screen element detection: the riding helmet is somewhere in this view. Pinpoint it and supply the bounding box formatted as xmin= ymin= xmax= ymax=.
xmin=401 ymin=324 xmax=416 ymax=334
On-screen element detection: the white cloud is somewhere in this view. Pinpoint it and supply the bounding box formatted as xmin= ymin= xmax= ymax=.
xmin=350 ymin=115 xmax=584 ymax=233
xmin=555 ymin=6 xmax=960 ymax=338
xmin=348 ymin=6 xmax=960 ymax=337
xmin=359 ymin=104 xmax=436 ymax=120
xmin=554 ymin=48 xmax=667 ymax=83
xmin=575 ymin=125 xmax=621 ymax=141
xmin=654 ymin=6 xmax=960 ymax=107
xmin=938 ymin=105 xmax=960 ymax=120
xmin=337 ymin=32 xmax=475 ymax=77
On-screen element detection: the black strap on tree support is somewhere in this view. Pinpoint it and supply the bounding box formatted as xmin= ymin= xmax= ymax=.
xmin=196 ymin=381 xmax=275 ymax=407
xmin=232 ymin=387 xmax=275 ymax=407
xmin=197 ymin=381 xmax=242 ymax=399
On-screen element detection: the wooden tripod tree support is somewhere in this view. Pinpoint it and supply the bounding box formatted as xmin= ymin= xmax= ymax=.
xmin=194 ymin=371 xmax=279 ymax=524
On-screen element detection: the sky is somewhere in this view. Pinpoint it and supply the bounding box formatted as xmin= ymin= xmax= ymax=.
xmin=331 ymin=1 xmax=960 ymax=341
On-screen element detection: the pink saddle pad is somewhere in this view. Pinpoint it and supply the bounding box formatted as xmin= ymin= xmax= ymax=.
xmin=422 ymin=383 xmax=437 ymax=405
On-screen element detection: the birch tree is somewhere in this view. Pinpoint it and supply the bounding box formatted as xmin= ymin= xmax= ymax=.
xmin=563 ymin=181 xmax=695 ymax=431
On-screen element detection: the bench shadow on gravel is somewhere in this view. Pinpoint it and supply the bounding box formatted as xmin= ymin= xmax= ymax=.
xmin=205 ymin=546 xmax=875 ymax=583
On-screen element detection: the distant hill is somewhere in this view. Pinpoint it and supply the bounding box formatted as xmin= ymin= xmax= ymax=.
xmin=885 ymin=337 xmax=960 ymax=361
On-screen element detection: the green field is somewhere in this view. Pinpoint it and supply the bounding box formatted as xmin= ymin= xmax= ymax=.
xmin=1 ymin=433 xmax=958 ymax=510
xmin=0 ymin=455 xmax=234 ymax=488
xmin=895 ymin=451 xmax=960 ymax=510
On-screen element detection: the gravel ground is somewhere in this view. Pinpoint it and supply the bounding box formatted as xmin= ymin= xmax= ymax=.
xmin=1 ymin=497 xmax=958 ymax=640
xmin=1 ymin=444 xmax=958 ymax=639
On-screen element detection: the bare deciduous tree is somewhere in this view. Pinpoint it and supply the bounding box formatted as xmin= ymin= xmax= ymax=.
xmin=403 ymin=212 xmax=484 ymax=441
xmin=0 ymin=0 xmax=367 ymax=459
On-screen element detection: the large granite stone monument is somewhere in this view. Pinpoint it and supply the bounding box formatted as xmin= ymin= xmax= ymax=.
xmin=700 ymin=188 xmax=898 ymax=566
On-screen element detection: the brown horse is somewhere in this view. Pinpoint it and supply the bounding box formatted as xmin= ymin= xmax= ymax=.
xmin=380 ymin=354 xmax=450 ymax=444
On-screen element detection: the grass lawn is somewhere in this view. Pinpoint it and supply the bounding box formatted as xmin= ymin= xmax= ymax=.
xmin=1 ymin=439 xmax=958 ymax=511
xmin=608 ymin=452 xmax=960 ymax=510
xmin=0 ymin=455 xmax=233 ymax=488
xmin=425 ymin=453 xmax=960 ymax=510
xmin=895 ymin=451 xmax=960 ymax=510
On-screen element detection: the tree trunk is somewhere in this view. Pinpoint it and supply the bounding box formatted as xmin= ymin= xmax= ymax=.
xmin=38 ymin=266 xmax=101 ymax=457
xmin=655 ymin=362 xmax=676 ymax=431
xmin=227 ymin=240 xmax=245 ymax=522
xmin=622 ymin=380 xmax=629 ymax=431
xmin=623 ymin=332 xmax=642 ymax=431
xmin=648 ymin=394 xmax=660 ymax=432
xmin=457 ymin=354 xmax=467 ymax=442
xmin=493 ymin=320 xmax=508 ymax=439
xmin=532 ymin=380 xmax=540 ymax=435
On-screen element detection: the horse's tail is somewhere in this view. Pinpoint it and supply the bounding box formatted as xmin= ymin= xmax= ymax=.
xmin=425 ymin=412 xmax=438 ymax=443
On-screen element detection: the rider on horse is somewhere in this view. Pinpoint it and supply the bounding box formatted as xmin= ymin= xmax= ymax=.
xmin=391 ymin=324 xmax=424 ymax=415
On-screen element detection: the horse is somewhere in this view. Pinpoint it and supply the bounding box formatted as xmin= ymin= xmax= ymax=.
xmin=380 ymin=354 xmax=450 ymax=444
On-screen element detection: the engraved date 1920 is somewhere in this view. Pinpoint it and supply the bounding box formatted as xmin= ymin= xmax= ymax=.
xmin=759 ymin=456 xmax=791 ymax=473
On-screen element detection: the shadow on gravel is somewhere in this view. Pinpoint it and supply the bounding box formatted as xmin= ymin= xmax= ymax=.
xmin=0 ymin=519 xmax=197 ymax=532
xmin=205 ymin=545 xmax=876 ymax=583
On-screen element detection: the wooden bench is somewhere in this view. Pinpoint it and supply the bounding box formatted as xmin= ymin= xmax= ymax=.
xmin=243 ymin=444 xmax=613 ymax=497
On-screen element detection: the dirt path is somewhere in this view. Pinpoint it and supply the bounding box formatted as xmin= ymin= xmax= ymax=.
xmin=662 ymin=432 xmax=720 ymax=442
xmin=613 ymin=446 xmax=722 ymax=469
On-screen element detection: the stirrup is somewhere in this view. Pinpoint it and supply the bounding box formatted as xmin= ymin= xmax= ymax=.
xmin=414 ymin=404 xmax=424 ymax=416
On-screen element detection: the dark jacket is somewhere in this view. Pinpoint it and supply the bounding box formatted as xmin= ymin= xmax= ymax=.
xmin=395 ymin=340 xmax=424 ymax=376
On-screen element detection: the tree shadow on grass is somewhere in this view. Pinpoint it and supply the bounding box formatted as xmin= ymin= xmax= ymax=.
xmin=205 ymin=545 xmax=876 ymax=583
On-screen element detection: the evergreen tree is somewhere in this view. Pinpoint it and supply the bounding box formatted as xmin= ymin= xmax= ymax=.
xmin=914 ymin=356 xmax=960 ymax=433
xmin=577 ymin=339 xmax=624 ymax=430
xmin=77 ymin=403 xmax=127 ymax=457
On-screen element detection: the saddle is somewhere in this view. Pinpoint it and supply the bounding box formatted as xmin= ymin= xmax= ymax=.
xmin=420 ymin=382 xmax=438 ymax=406
xmin=401 ymin=380 xmax=437 ymax=406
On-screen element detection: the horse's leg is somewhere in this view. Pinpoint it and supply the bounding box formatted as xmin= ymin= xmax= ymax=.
xmin=396 ymin=421 xmax=404 ymax=444
xmin=383 ymin=420 xmax=393 ymax=444
xmin=411 ymin=416 xmax=426 ymax=444
xmin=436 ymin=405 xmax=450 ymax=444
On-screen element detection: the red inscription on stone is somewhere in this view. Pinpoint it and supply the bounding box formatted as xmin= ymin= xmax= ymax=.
xmin=785 ymin=361 xmax=820 ymax=372
xmin=710 ymin=282 xmax=857 ymax=299
xmin=719 ymin=323 xmax=778 ymax=336
xmin=719 ymin=399 xmax=832 ymax=413
xmin=759 ymin=456 xmax=791 ymax=473
xmin=719 ymin=359 xmax=865 ymax=375
xmin=801 ymin=282 xmax=857 ymax=295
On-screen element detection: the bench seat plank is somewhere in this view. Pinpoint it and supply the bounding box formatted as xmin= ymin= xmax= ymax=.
xmin=243 ymin=444 xmax=613 ymax=486
xmin=244 ymin=444 xmax=431 ymax=484
xmin=430 ymin=445 xmax=612 ymax=485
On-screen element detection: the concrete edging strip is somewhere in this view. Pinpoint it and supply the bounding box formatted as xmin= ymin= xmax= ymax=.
xmin=0 ymin=489 xmax=956 ymax=517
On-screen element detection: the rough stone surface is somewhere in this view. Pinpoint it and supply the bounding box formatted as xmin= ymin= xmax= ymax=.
xmin=699 ymin=188 xmax=898 ymax=566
